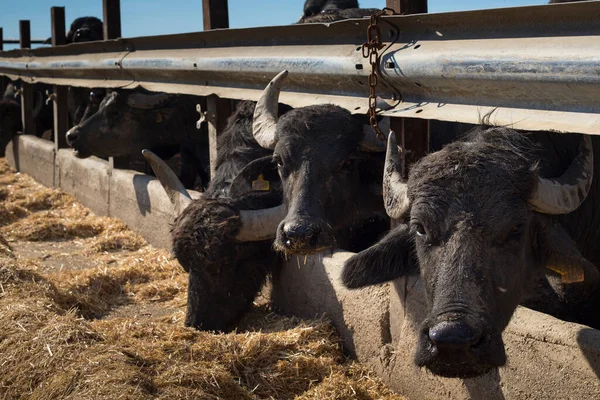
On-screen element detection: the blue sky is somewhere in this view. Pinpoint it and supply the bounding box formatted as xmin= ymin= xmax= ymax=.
xmin=1 ymin=0 xmax=549 ymax=49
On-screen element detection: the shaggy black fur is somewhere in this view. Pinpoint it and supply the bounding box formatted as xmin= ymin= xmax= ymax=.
xmin=172 ymin=100 xmax=389 ymax=331
xmin=170 ymin=100 xmax=289 ymax=331
xmin=343 ymin=126 xmax=600 ymax=378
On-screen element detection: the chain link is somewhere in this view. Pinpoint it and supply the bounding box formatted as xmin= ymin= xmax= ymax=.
xmin=362 ymin=8 xmax=396 ymax=141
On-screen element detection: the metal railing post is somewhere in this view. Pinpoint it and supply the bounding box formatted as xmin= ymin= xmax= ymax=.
xmin=203 ymin=0 xmax=231 ymax=180
xmin=386 ymin=0 xmax=429 ymax=175
xmin=51 ymin=7 xmax=69 ymax=152
xmin=19 ymin=20 xmax=35 ymax=136
xmin=103 ymin=0 xmax=127 ymax=170
xmin=0 ymin=28 xmax=6 ymax=97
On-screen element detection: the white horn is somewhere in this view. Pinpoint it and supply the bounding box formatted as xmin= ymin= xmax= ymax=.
xmin=383 ymin=131 xmax=411 ymax=220
xmin=529 ymin=134 xmax=594 ymax=215
xmin=236 ymin=204 xmax=287 ymax=242
xmin=142 ymin=149 xmax=193 ymax=215
xmin=252 ymin=70 xmax=289 ymax=150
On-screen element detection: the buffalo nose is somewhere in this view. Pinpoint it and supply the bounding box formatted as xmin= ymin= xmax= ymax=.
xmin=282 ymin=221 xmax=321 ymax=248
xmin=66 ymin=128 xmax=79 ymax=145
xmin=428 ymin=321 xmax=479 ymax=349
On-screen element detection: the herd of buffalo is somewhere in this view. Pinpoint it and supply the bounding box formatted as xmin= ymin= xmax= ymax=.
xmin=1 ymin=0 xmax=597 ymax=380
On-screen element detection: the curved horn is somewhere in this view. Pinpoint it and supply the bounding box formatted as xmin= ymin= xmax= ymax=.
xmin=127 ymin=92 xmax=175 ymax=110
xmin=359 ymin=116 xmax=390 ymax=152
xmin=236 ymin=204 xmax=287 ymax=242
xmin=383 ymin=131 xmax=410 ymax=219
xmin=142 ymin=149 xmax=193 ymax=215
xmin=528 ymin=134 xmax=594 ymax=215
xmin=252 ymin=70 xmax=289 ymax=150
xmin=32 ymin=91 xmax=44 ymax=119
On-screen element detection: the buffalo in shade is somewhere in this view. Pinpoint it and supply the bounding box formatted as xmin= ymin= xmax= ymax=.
xmin=342 ymin=125 xmax=600 ymax=379
xmin=146 ymin=71 xmax=390 ymax=331
xmin=0 ymin=83 xmax=51 ymax=156
xmin=298 ymin=0 xmax=379 ymax=23
xmin=66 ymin=90 xmax=210 ymax=189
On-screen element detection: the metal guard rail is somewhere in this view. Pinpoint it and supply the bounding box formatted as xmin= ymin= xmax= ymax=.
xmin=0 ymin=1 xmax=599 ymax=135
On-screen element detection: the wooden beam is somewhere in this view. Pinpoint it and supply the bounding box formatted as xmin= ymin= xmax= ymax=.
xmin=19 ymin=20 xmax=35 ymax=136
xmin=51 ymin=7 xmax=69 ymax=151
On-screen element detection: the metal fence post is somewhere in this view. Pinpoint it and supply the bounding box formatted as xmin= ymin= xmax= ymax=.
xmin=103 ymin=0 xmax=122 ymax=40
xmin=103 ymin=0 xmax=126 ymax=170
xmin=19 ymin=20 xmax=35 ymax=136
xmin=0 ymin=28 xmax=6 ymax=97
xmin=51 ymin=7 xmax=69 ymax=152
xmin=203 ymin=0 xmax=231 ymax=179
xmin=386 ymin=0 xmax=429 ymax=174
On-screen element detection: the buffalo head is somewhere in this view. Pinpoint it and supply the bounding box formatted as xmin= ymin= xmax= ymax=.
xmin=342 ymin=127 xmax=599 ymax=378
xmin=66 ymin=90 xmax=179 ymax=158
xmin=252 ymin=71 xmax=387 ymax=255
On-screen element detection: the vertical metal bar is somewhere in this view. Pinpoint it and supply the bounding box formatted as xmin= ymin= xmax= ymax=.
xmin=203 ymin=0 xmax=230 ymax=179
xmin=0 ymin=28 xmax=6 ymax=97
xmin=387 ymin=0 xmax=428 ymax=228
xmin=103 ymin=0 xmax=126 ymax=169
xmin=386 ymin=0 xmax=428 ymax=14
xmin=386 ymin=0 xmax=429 ymax=174
xmin=51 ymin=7 xmax=69 ymax=152
xmin=206 ymin=96 xmax=232 ymax=178
xmin=203 ymin=0 xmax=229 ymax=29
xmin=19 ymin=20 xmax=35 ymax=136
xmin=103 ymin=0 xmax=122 ymax=39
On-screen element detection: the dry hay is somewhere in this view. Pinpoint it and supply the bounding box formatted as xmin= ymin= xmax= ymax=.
xmin=0 ymin=159 xmax=404 ymax=400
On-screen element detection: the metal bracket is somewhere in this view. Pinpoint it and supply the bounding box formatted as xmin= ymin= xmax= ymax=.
xmin=45 ymin=89 xmax=56 ymax=105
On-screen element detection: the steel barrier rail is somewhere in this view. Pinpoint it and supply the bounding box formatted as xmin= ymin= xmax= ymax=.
xmin=0 ymin=1 xmax=599 ymax=134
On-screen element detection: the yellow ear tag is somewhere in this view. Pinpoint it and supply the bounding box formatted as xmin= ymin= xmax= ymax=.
xmin=155 ymin=113 xmax=163 ymax=124
xmin=546 ymin=265 xmax=585 ymax=284
xmin=252 ymin=174 xmax=270 ymax=191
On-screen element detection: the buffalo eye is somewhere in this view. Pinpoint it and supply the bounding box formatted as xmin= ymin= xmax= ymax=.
xmin=273 ymin=155 xmax=283 ymax=168
xmin=411 ymin=221 xmax=427 ymax=238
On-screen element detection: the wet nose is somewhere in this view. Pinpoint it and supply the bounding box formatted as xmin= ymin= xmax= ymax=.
xmin=428 ymin=321 xmax=479 ymax=350
xmin=281 ymin=220 xmax=321 ymax=249
xmin=66 ymin=128 xmax=79 ymax=146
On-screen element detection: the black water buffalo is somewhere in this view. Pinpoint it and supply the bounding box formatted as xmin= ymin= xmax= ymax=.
xmin=299 ymin=0 xmax=378 ymax=23
xmin=342 ymin=125 xmax=600 ymax=378
xmin=0 ymin=83 xmax=50 ymax=156
xmin=66 ymin=90 xmax=210 ymax=189
xmin=66 ymin=16 xmax=103 ymax=43
xmin=146 ymin=71 xmax=390 ymax=331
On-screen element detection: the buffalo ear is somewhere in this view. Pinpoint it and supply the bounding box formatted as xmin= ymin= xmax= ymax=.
xmin=342 ymin=224 xmax=416 ymax=289
xmin=535 ymin=218 xmax=599 ymax=285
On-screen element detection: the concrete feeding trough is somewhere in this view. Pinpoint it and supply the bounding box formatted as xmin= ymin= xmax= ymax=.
xmin=5 ymin=134 xmax=600 ymax=399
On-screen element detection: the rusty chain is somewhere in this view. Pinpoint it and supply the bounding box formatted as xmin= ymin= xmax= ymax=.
xmin=362 ymin=7 xmax=397 ymax=141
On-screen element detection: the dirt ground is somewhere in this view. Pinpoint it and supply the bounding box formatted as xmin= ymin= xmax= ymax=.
xmin=0 ymin=159 xmax=404 ymax=400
